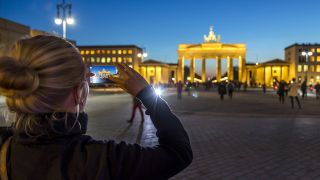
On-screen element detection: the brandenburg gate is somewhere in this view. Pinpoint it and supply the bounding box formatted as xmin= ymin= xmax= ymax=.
xmin=177 ymin=26 xmax=246 ymax=83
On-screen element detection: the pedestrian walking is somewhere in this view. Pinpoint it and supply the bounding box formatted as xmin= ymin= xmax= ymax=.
xmin=127 ymin=97 xmax=144 ymax=123
xmin=243 ymin=82 xmax=248 ymax=92
xmin=288 ymin=78 xmax=302 ymax=109
xmin=177 ymin=80 xmax=183 ymax=99
xmin=284 ymin=82 xmax=289 ymax=96
xmin=0 ymin=35 xmax=192 ymax=180
xmin=314 ymin=82 xmax=320 ymax=99
xmin=301 ymin=80 xmax=307 ymax=99
xmin=218 ymin=82 xmax=227 ymax=100
xmin=227 ymin=81 xmax=234 ymax=99
xmin=262 ymin=84 xmax=266 ymax=93
xmin=277 ymin=80 xmax=285 ymax=104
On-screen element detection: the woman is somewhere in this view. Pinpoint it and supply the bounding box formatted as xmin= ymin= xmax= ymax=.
xmin=288 ymin=78 xmax=301 ymax=109
xmin=0 ymin=35 xmax=192 ymax=180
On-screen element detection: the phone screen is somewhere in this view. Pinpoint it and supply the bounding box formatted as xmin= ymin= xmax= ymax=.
xmin=89 ymin=65 xmax=118 ymax=84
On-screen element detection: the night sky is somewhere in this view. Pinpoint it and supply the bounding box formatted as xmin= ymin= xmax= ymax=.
xmin=1 ymin=0 xmax=320 ymax=76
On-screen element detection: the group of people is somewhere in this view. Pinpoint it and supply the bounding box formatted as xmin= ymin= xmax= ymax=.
xmin=275 ymin=78 xmax=320 ymax=109
xmin=217 ymin=81 xmax=235 ymax=100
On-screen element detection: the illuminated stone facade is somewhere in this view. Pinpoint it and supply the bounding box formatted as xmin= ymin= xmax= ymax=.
xmin=177 ymin=26 xmax=246 ymax=83
xmin=0 ymin=18 xmax=31 ymax=56
xmin=246 ymin=59 xmax=290 ymax=87
xmin=0 ymin=18 xmax=67 ymax=57
xmin=139 ymin=59 xmax=171 ymax=84
xmin=285 ymin=44 xmax=320 ymax=84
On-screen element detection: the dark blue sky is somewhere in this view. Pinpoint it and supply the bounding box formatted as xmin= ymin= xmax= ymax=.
xmin=1 ymin=0 xmax=320 ymax=74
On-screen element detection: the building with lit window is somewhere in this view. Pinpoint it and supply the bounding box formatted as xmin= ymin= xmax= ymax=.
xmin=285 ymin=43 xmax=320 ymax=84
xmin=78 ymin=45 xmax=143 ymax=72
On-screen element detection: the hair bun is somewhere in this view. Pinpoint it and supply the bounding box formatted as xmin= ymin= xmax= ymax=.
xmin=0 ymin=57 xmax=40 ymax=98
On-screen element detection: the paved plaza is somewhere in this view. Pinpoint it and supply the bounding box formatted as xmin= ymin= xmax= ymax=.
xmin=1 ymin=88 xmax=320 ymax=179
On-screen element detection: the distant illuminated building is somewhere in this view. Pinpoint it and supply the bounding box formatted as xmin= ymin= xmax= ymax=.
xmin=177 ymin=26 xmax=246 ymax=83
xmin=139 ymin=59 xmax=179 ymax=84
xmin=77 ymin=45 xmax=143 ymax=72
xmin=0 ymin=18 xmax=55 ymax=56
xmin=245 ymin=59 xmax=290 ymax=87
xmin=285 ymin=43 xmax=320 ymax=84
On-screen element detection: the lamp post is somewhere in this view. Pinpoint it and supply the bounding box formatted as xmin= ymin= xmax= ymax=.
xmin=137 ymin=50 xmax=148 ymax=62
xmin=301 ymin=50 xmax=313 ymax=82
xmin=301 ymin=51 xmax=313 ymax=63
xmin=54 ymin=0 xmax=74 ymax=39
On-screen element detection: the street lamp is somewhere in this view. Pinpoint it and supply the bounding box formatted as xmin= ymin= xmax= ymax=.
xmin=54 ymin=0 xmax=74 ymax=39
xmin=137 ymin=49 xmax=148 ymax=61
xmin=301 ymin=51 xmax=313 ymax=63
xmin=301 ymin=50 xmax=313 ymax=82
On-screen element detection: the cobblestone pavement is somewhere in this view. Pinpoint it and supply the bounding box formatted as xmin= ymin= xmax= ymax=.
xmin=1 ymin=89 xmax=320 ymax=179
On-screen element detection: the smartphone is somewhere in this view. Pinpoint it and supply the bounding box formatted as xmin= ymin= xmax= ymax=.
xmin=89 ymin=65 xmax=118 ymax=84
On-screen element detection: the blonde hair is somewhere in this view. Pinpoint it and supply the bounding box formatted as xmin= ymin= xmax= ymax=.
xmin=0 ymin=35 xmax=86 ymax=136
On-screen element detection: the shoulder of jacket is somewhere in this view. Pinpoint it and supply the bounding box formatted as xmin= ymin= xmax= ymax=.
xmin=0 ymin=127 xmax=13 ymax=147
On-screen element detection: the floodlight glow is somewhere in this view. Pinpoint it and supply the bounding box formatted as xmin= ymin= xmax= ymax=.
xmin=137 ymin=53 xmax=142 ymax=58
xmin=308 ymin=52 xmax=313 ymax=56
xmin=155 ymin=88 xmax=162 ymax=96
xmin=55 ymin=18 xmax=62 ymax=25
xmin=66 ymin=17 xmax=74 ymax=25
xmin=143 ymin=52 xmax=148 ymax=57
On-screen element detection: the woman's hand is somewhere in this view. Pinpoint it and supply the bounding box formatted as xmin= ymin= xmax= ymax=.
xmin=109 ymin=63 xmax=149 ymax=96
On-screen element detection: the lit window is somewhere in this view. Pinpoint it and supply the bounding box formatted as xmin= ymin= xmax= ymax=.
xmin=112 ymin=57 xmax=116 ymax=62
xmin=128 ymin=50 xmax=133 ymax=54
xmin=97 ymin=50 xmax=101 ymax=54
xmin=311 ymin=48 xmax=316 ymax=52
xmin=97 ymin=57 xmax=100 ymax=63
xmin=107 ymin=50 xmax=111 ymax=54
xmin=311 ymin=65 xmax=315 ymax=72
xmin=310 ymin=56 xmax=315 ymax=62
xmin=297 ymin=65 xmax=302 ymax=72
xmin=91 ymin=57 xmax=95 ymax=63
xmin=101 ymin=57 xmax=106 ymax=63
xmin=128 ymin=57 xmax=132 ymax=63
xmin=112 ymin=50 xmax=116 ymax=54
xmin=317 ymin=65 xmax=320 ymax=72
xmin=123 ymin=50 xmax=127 ymax=54
xmin=86 ymin=50 xmax=90 ymax=55
xmin=101 ymin=50 xmax=105 ymax=54
xmin=80 ymin=50 xmax=85 ymax=55
xmin=107 ymin=57 xmax=111 ymax=63
xmin=90 ymin=50 xmax=95 ymax=55
xmin=317 ymin=48 xmax=320 ymax=53
xmin=304 ymin=65 xmax=308 ymax=72
xmin=310 ymin=76 xmax=314 ymax=83
xmin=82 ymin=57 xmax=85 ymax=61
xmin=317 ymin=56 xmax=320 ymax=62
xmin=118 ymin=57 xmax=122 ymax=62
xmin=118 ymin=50 xmax=122 ymax=55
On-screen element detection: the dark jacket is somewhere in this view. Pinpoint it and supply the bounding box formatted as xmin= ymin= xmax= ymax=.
xmin=0 ymin=86 xmax=193 ymax=180
xmin=218 ymin=83 xmax=227 ymax=94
